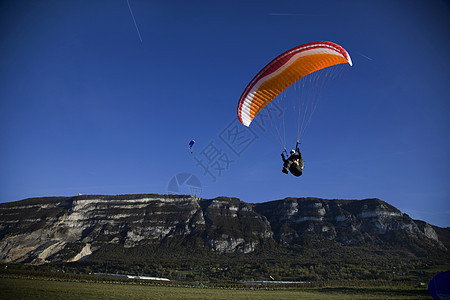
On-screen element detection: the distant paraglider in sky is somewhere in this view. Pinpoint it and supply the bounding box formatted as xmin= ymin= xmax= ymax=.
xmin=188 ymin=140 xmax=195 ymax=154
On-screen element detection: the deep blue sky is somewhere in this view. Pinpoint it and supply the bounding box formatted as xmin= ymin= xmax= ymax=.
xmin=1 ymin=0 xmax=449 ymax=227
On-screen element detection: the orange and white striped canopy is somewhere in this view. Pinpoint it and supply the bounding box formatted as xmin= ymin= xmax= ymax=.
xmin=237 ymin=41 xmax=352 ymax=127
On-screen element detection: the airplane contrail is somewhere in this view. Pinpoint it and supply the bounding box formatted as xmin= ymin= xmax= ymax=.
xmin=269 ymin=13 xmax=327 ymax=17
xmin=126 ymin=0 xmax=143 ymax=43
xmin=357 ymin=52 xmax=373 ymax=61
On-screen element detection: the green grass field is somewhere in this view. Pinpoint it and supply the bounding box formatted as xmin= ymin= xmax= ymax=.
xmin=0 ymin=277 xmax=431 ymax=299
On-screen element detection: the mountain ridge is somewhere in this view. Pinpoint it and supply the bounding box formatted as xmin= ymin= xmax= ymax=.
xmin=0 ymin=194 xmax=448 ymax=268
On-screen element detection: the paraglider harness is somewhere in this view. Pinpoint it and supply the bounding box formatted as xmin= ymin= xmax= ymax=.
xmin=281 ymin=141 xmax=304 ymax=177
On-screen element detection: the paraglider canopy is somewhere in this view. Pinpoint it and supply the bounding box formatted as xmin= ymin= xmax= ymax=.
xmin=429 ymin=270 xmax=450 ymax=300
xmin=237 ymin=41 xmax=352 ymax=127
xmin=188 ymin=140 xmax=196 ymax=154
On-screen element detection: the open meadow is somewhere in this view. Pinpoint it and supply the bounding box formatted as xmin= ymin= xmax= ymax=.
xmin=0 ymin=276 xmax=431 ymax=299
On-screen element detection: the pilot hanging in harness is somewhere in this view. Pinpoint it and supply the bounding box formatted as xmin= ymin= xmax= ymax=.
xmin=281 ymin=142 xmax=304 ymax=177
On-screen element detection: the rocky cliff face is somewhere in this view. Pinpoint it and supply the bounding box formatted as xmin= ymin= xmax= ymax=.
xmin=254 ymin=198 xmax=442 ymax=246
xmin=0 ymin=195 xmax=447 ymax=265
